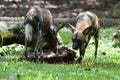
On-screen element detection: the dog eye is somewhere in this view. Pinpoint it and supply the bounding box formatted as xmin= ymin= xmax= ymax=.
xmin=72 ymin=39 xmax=75 ymax=41
xmin=72 ymin=39 xmax=81 ymax=42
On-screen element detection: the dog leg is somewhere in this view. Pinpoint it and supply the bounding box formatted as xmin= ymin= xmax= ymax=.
xmin=94 ymin=33 xmax=99 ymax=61
xmin=25 ymin=38 xmax=29 ymax=59
xmin=34 ymin=29 xmax=43 ymax=62
xmin=38 ymin=29 xmax=44 ymax=62
xmin=25 ymin=36 xmax=30 ymax=59
xmin=76 ymin=39 xmax=90 ymax=64
xmin=76 ymin=45 xmax=85 ymax=64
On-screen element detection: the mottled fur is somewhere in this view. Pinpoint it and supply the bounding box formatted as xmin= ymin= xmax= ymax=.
xmin=24 ymin=6 xmax=57 ymax=61
xmin=68 ymin=11 xmax=100 ymax=63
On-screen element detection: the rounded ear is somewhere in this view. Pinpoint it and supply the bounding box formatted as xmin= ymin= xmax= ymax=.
xmin=83 ymin=26 xmax=92 ymax=35
xmin=56 ymin=23 xmax=76 ymax=33
xmin=67 ymin=23 xmax=76 ymax=32
xmin=56 ymin=23 xmax=66 ymax=33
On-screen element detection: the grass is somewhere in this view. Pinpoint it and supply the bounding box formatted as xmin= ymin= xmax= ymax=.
xmin=0 ymin=27 xmax=120 ymax=80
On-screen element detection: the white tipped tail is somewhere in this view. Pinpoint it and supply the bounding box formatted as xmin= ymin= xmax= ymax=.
xmin=25 ymin=24 xmax=33 ymax=42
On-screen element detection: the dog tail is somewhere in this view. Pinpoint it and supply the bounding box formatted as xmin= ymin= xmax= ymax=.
xmin=93 ymin=14 xmax=100 ymax=30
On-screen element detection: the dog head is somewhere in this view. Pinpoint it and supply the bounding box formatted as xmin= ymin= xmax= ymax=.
xmin=67 ymin=23 xmax=92 ymax=50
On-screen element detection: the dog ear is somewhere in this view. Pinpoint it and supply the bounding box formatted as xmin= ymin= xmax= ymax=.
xmin=56 ymin=23 xmax=66 ymax=33
xmin=83 ymin=26 xmax=92 ymax=35
xmin=67 ymin=23 xmax=76 ymax=32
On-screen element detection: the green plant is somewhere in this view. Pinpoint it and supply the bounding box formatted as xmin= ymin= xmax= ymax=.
xmin=0 ymin=27 xmax=120 ymax=80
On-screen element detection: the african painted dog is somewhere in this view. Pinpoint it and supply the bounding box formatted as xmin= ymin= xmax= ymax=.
xmin=24 ymin=6 xmax=57 ymax=61
xmin=67 ymin=11 xmax=100 ymax=63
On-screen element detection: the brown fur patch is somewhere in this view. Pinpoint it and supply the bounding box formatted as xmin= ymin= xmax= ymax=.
xmin=26 ymin=8 xmax=35 ymax=20
xmin=76 ymin=11 xmax=100 ymax=32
